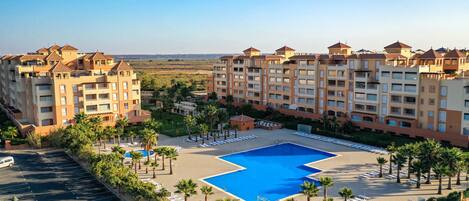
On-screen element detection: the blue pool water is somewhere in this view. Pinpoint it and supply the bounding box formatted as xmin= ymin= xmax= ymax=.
xmin=204 ymin=143 xmax=336 ymax=201
xmin=124 ymin=150 xmax=154 ymax=158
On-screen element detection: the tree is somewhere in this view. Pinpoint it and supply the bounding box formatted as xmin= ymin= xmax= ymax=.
xmin=411 ymin=160 xmax=425 ymax=188
xmin=319 ymin=177 xmax=334 ymax=201
xmin=300 ymin=181 xmax=319 ymax=201
xmin=200 ymin=186 xmax=214 ymax=201
xmin=320 ymin=112 xmax=329 ymax=130
xmin=115 ymin=117 xmax=129 ymax=145
xmin=144 ymin=119 xmax=162 ymax=133
xmin=205 ymin=105 xmax=219 ymax=137
xmin=432 ymin=162 xmax=449 ymax=194
xmin=377 ymin=157 xmax=387 ymax=177
xmin=208 ymin=92 xmax=218 ymax=102
xmin=73 ymin=112 xmax=88 ymax=124
xmin=401 ymin=143 xmax=418 ymax=179
xmin=338 ymin=187 xmax=353 ymax=201
xmin=441 ymin=147 xmax=463 ymax=190
xmin=130 ymin=151 xmax=143 ymax=174
xmin=26 ymin=131 xmax=42 ymax=149
xmin=150 ymin=161 xmax=159 ymax=178
xmin=154 ymin=147 xmax=167 ymax=170
xmin=112 ymin=146 xmax=126 ymax=164
xmin=184 ymin=115 xmax=197 ymax=141
xmin=386 ymin=142 xmax=398 ymax=175
xmin=0 ymin=126 xmax=18 ymax=140
xmin=167 ymin=147 xmax=178 ymax=175
xmin=393 ymin=151 xmax=407 ymax=183
xmin=144 ymin=160 xmax=150 ymax=174
xmin=330 ymin=116 xmax=340 ymax=134
xmin=140 ymin=128 xmax=158 ymax=162
xmin=419 ymin=139 xmax=441 ymax=184
xmin=174 ymin=179 xmax=198 ymax=201
xmin=199 ymin=124 xmax=209 ymax=144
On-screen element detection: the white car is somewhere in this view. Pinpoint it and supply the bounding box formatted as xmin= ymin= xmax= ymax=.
xmin=0 ymin=156 xmax=14 ymax=168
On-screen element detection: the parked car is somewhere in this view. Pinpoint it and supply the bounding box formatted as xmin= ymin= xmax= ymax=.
xmin=0 ymin=156 xmax=14 ymax=168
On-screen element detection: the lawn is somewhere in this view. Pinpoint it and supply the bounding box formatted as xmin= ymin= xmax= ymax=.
xmin=151 ymin=110 xmax=188 ymax=137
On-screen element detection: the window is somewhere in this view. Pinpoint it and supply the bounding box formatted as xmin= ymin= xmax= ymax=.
xmin=60 ymin=85 xmax=66 ymax=93
xmin=355 ymin=92 xmax=365 ymax=100
xmin=382 ymin=83 xmax=388 ymax=92
xmin=124 ymin=92 xmax=128 ymax=100
xmin=404 ymin=72 xmax=417 ymax=80
xmin=404 ymin=108 xmax=415 ymax=116
xmin=440 ymin=99 xmax=447 ymax=109
xmin=39 ymin=95 xmax=52 ymax=102
xmin=439 ymin=111 xmax=446 ymax=122
xmin=387 ymin=119 xmax=397 ymax=126
xmin=401 ymin=121 xmax=412 ymax=128
xmin=112 ymin=83 xmax=117 ymax=90
xmin=72 ymin=85 xmax=78 ymax=93
xmin=391 ymin=107 xmax=401 ymax=114
xmin=428 ymin=111 xmax=434 ymax=117
xmin=465 ymin=100 xmax=469 ymax=108
xmin=363 ymin=61 xmax=368 ymax=69
xmin=404 ymin=84 xmax=416 ymax=92
xmin=113 ymin=93 xmax=117 ymax=100
xmin=464 ymin=113 xmax=469 ymax=121
xmin=392 ymin=72 xmax=403 ymax=79
xmin=61 ymin=108 xmax=67 ymax=116
xmin=438 ymin=123 xmax=446 ymax=132
xmin=98 ymin=104 xmax=110 ymax=111
xmin=404 ymin=96 xmax=416 ymax=104
xmin=41 ymin=119 xmax=53 ymax=126
xmin=391 ymin=95 xmax=402 ymax=103
xmin=440 ymin=86 xmax=447 ymax=96
xmin=367 ymin=94 xmax=377 ymax=101
xmin=74 ymin=96 xmax=79 ymax=104
xmin=60 ymin=97 xmax=66 ymax=105
xmin=40 ymin=107 xmax=53 ymax=113
xmin=99 ymin=93 xmax=109 ymax=100
xmin=381 ymin=71 xmax=390 ymax=77
xmin=86 ymin=105 xmax=98 ymax=112
xmin=429 ymin=98 xmax=435 ymax=105
xmin=429 ymin=85 xmax=436 ymax=93
xmin=124 ymin=103 xmax=129 ymax=110
xmin=113 ymin=103 xmax=118 ymax=111
xmin=123 ymin=82 xmax=128 ymax=89
xmin=391 ymin=84 xmax=402 ymax=91
xmin=37 ymin=84 xmax=51 ymax=91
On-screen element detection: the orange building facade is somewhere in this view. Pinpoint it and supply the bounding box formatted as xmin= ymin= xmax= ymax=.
xmin=211 ymin=42 xmax=469 ymax=148
xmin=0 ymin=45 xmax=150 ymax=135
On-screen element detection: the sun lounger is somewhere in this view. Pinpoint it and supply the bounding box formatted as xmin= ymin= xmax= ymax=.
xmin=356 ymin=195 xmax=370 ymax=200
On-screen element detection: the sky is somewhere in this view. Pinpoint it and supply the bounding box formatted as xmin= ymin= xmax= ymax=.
xmin=1 ymin=0 xmax=469 ymax=55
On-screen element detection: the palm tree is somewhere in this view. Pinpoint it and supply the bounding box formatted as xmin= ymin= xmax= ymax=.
xmin=401 ymin=143 xmax=418 ymax=179
xmin=184 ymin=115 xmax=197 ymax=141
xmin=167 ymin=147 xmax=178 ymax=175
xmin=115 ymin=117 xmax=128 ymax=145
xmin=205 ymin=105 xmax=219 ymax=134
xmin=330 ymin=116 xmax=340 ymax=134
xmin=231 ymin=124 xmax=240 ymax=138
xmin=319 ymin=177 xmax=334 ymax=201
xmin=150 ymin=161 xmax=159 ymax=178
xmin=144 ymin=118 xmax=162 ymax=133
xmin=300 ymin=181 xmax=319 ymax=201
xmin=320 ymin=112 xmax=329 ymax=130
xmin=73 ymin=112 xmax=88 ymax=124
xmin=455 ymin=160 xmax=465 ymax=185
xmin=386 ymin=142 xmax=397 ymax=175
xmin=441 ymin=147 xmax=463 ymax=190
xmin=377 ymin=157 xmax=387 ymax=177
xmin=432 ymin=162 xmax=449 ymax=194
xmin=130 ymin=151 xmax=142 ymax=174
xmin=419 ymin=139 xmax=441 ymax=184
xmin=393 ymin=151 xmax=407 ymax=183
xmin=155 ymin=147 xmax=167 ymax=170
xmin=200 ymin=186 xmax=214 ymax=201
xmin=144 ymin=160 xmax=151 ymax=174
xmin=411 ymin=160 xmax=425 ymax=188
xmin=338 ymin=187 xmax=353 ymax=201
xmin=112 ymin=146 xmax=126 ymax=164
xmin=174 ymin=179 xmax=198 ymax=201
xmin=199 ymin=124 xmax=209 ymax=144
xmin=140 ymin=128 xmax=158 ymax=162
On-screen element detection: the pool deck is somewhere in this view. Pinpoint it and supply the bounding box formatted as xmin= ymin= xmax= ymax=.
xmin=100 ymin=128 xmax=468 ymax=201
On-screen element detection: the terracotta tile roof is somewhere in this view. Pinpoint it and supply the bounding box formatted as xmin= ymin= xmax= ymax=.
xmin=90 ymin=52 xmax=107 ymax=60
xmin=18 ymin=54 xmax=46 ymax=61
xmin=243 ymin=47 xmax=260 ymax=52
xmin=111 ymin=60 xmax=133 ymax=71
xmin=359 ymin=54 xmax=387 ymax=59
xmin=420 ymin=49 xmax=443 ymax=59
xmin=252 ymin=55 xmax=284 ymax=60
xmin=60 ymin=45 xmax=78 ymax=51
xmin=45 ymin=52 xmax=62 ymax=61
xmin=385 ymin=53 xmax=407 ymax=60
xmin=444 ymin=49 xmax=465 ymax=58
xmin=276 ymin=46 xmax=295 ymax=52
xmin=289 ymin=55 xmax=317 ymax=60
xmin=230 ymin=115 xmax=254 ymax=122
xmin=328 ymin=42 xmax=351 ymax=49
xmin=410 ymin=53 xmax=421 ymax=60
xmin=384 ymin=41 xmax=412 ymax=49
xmin=36 ymin=48 xmax=48 ymax=53
xmin=318 ymin=54 xmax=330 ymax=60
xmin=1 ymin=55 xmax=14 ymax=60
xmin=50 ymin=62 xmax=72 ymax=72
xmin=48 ymin=45 xmax=61 ymax=51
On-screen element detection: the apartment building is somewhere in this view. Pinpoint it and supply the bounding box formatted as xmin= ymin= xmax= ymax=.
xmin=0 ymin=45 xmax=150 ymax=135
xmin=209 ymin=42 xmax=469 ymax=147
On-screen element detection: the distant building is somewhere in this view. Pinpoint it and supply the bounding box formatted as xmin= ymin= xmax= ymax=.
xmin=172 ymin=101 xmax=198 ymax=116
xmin=0 ymin=45 xmax=150 ymax=135
xmin=210 ymin=41 xmax=469 ymax=147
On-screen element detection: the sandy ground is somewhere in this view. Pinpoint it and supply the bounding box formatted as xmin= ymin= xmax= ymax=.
xmin=98 ymin=128 xmax=468 ymax=201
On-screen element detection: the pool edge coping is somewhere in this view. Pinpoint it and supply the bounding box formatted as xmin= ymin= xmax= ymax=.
xmin=199 ymin=141 xmax=341 ymax=201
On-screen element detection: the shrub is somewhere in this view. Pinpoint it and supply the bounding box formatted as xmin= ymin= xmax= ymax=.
xmin=26 ymin=132 xmax=42 ymax=149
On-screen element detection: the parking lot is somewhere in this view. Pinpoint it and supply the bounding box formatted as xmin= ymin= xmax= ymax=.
xmin=0 ymin=150 xmax=120 ymax=201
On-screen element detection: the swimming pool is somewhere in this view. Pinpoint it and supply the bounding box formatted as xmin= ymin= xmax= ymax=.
xmin=124 ymin=150 xmax=154 ymax=158
xmin=203 ymin=143 xmax=336 ymax=201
